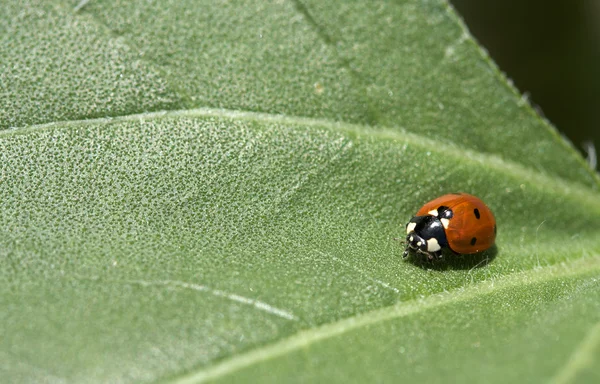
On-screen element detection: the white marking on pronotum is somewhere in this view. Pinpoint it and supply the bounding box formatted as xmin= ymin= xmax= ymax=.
xmin=441 ymin=218 xmax=450 ymax=229
xmin=428 ymin=209 xmax=438 ymax=216
xmin=426 ymin=238 xmax=441 ymax=252
xmin=129 ymin=279 xmax=297 ymax=321
xmin=416 ymin=241 xmax=422 ymax=247
xmin=406 ymin=222 xmax=416 ymax=234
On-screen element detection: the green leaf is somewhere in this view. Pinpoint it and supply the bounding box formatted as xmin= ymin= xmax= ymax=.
xmin=0 ymin=0 xmax=182 ymax=128
xmin=188 ymin=260 xmax=600 ymax=384
xmin=1 ymin=1 xmax=599 ymax=383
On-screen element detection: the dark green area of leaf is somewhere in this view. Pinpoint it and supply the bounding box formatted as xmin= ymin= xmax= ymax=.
xmin=1 ymin=0 xmax=597 ymax=187
xmin=0 ymin=0 xmax=182 ymax=128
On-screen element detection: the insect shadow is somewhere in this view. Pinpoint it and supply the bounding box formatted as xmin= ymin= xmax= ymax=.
xmin=406 ymin=244 xmax=498 ymax=271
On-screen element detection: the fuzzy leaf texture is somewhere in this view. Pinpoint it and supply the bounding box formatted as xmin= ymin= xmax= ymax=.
xmin=1 ymin=0 xmax=599 ymax=383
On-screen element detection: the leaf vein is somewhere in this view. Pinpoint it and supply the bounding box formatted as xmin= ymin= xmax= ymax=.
xmin=2 ymin=107 xmax=598 ymax=209
xmin=550 ymin=318 xmax=600 ymax=384
xmin=166 ymin=256 xmax=600 ymax=384
xmin=75 ymin=276 xmax=298 ymax=321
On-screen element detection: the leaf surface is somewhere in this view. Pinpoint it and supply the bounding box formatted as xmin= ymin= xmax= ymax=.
xmin=1 ymin=1 xmax=599 ymax=383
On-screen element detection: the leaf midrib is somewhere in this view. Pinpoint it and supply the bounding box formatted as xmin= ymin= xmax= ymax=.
xmin=22 ymin=0 xmax=600 ymax=189
xmin=550 ymin=320 xmax=600 ymax=384
xmin=166 ymin=255 xmax=600 ymax=384
xmin=3 ymin=107 xmax=599 ymax=205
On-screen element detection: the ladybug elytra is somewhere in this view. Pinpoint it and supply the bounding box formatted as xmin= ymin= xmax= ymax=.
xmin=403 ymin=193 xmax=496 ymax=260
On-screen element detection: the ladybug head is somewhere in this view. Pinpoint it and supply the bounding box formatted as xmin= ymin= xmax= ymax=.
xmin=405 ymin=231 xmax=428 ymax=254
xmin=403 ymin=215 xmax=448 ymax=259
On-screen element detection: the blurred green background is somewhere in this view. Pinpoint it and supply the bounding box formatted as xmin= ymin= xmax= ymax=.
xmin=451 ymin=0 xmax=600 ymax=163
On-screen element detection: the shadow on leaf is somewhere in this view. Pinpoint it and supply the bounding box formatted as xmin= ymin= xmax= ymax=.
xmin=405 ymin=245 xmax=498 ymax=271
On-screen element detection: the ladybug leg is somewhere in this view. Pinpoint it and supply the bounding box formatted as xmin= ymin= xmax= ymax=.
xmin=402 ymin=249 xmax=410 ymax=258
xmin=423 ymin=251 xmax=435 ymax=262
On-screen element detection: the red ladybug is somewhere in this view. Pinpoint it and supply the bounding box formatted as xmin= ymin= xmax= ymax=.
xmin=403 ymin=193 xmax=496 ymax=260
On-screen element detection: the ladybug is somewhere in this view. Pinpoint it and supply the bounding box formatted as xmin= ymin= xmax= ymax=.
xmin=403 ymin=193 xmax=496 ymax=260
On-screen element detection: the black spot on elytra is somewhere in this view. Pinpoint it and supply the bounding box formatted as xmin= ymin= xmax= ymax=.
xmin=470 ymin=237 xmax=477 ymax=246
xmin=473 ymin=208 xmax=480 ymax=219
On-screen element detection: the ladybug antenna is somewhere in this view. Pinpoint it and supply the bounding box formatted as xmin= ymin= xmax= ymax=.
xmin=393 ymin=237 xmax=406 ymax=246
